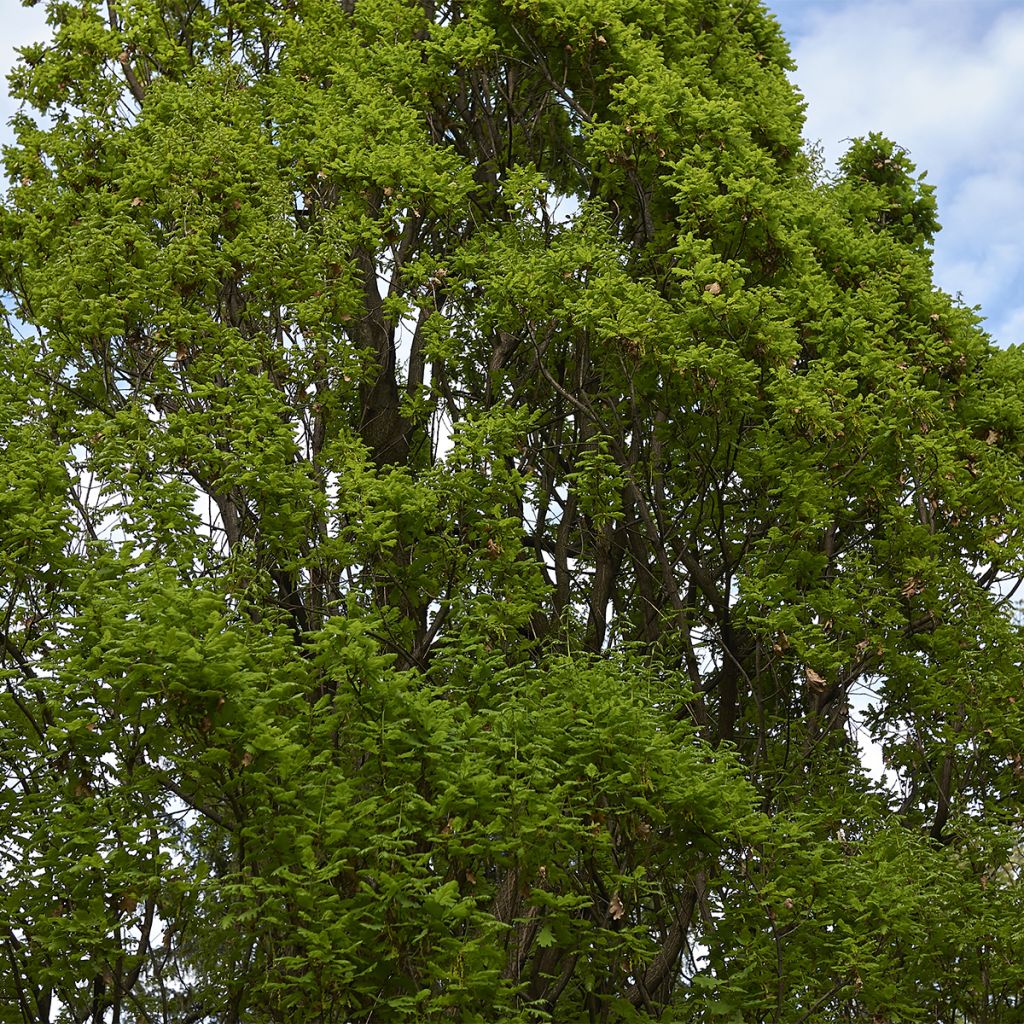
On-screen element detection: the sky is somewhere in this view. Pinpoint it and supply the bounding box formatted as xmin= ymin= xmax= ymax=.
xmin=766 ymin=0 xmax=1024 ymax=348
xmin=2 ymin=0 xmax=1023 ymax=347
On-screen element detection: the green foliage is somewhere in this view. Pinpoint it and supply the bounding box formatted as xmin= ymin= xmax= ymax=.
xmin=1 ymin=0 xmax=1023 ymax=1021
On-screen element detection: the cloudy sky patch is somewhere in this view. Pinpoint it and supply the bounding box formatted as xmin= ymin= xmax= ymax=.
xmin=0 ymin=2 xmax=48 ymax=134
xmin=770 ymin=0 xmax=1024 ymax=346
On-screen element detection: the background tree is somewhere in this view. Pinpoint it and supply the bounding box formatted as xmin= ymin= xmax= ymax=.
xmin=1 ymin=0 xmax=1023 ymax=1021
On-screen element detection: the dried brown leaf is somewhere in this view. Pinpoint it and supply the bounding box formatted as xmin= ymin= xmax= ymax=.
xmin=805 ymin=667 xmax=827 ymax=690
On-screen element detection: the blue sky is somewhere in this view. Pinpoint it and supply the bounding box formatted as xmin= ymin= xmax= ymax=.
xmin=767 ymin=0 xmax=1024 ymax=348
xmin=3 ymin=0 xmax=1022 ymax=347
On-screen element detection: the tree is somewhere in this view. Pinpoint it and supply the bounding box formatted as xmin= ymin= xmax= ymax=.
xmin=1 ymin=0 xmax=1023 ymax=1020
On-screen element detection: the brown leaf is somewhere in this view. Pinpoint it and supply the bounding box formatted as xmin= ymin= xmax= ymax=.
xmin=705 ymin=281 xmax=722 ymax=295
xmin=486 ymin=537 xmax=502 ymax=558
xmin=986 ymin=429 xmax=1000 ymax=445
xmin=805 ymin=667 xmax=827 ymax=690
xmin=130 ymin=196 xmax=143 ymax=207
xmin=609 ymin=893 xmax=625 ymax=921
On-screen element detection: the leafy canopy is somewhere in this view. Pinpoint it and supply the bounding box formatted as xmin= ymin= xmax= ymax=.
xmin=1 ymin=0 xmax=1023 ymax=1022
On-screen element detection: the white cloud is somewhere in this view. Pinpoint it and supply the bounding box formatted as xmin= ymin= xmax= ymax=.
xmin=942 ymin=165 xmax=1024 ymax=239
xmin=770 ymin=0 xmax=1024 ymax=346
xmin=0 ymin=3 xmax=49 ymax=133
xmin=991 ymin=303 xmax=1024 ymax=349
xmin=789 ymin=2 xmax=1024 ymax=174
xmin=932 ymin=164 xmax=1024 ymax=335
xmin=0 ymin=1 xmax=50 ymax=58
xmin=937 ymin=241 xmax=1023 ymax=309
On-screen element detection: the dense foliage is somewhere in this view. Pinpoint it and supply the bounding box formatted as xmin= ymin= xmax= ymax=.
xmin=2 ymin=0 xmax=1023 ymax=1021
